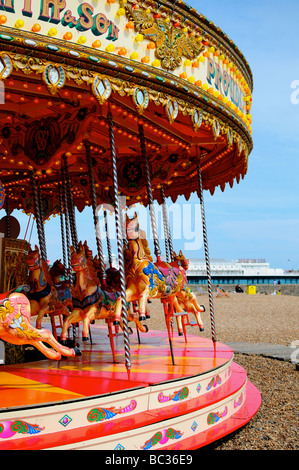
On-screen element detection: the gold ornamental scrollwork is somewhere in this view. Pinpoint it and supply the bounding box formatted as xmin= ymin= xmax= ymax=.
xmin=3 ymin=51 xmax=249 ymax=159
xmin=92 ymin=76 xmax=112 ymax=105
xmin=123 ymin=2 xmax=204 ymax=71
xmin=0 ymin=52 xmax=13 ymax=80
xmin=13 ymin=55 xmax=44 ymax=76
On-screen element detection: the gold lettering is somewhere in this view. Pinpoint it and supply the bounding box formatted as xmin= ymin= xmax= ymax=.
xmin=39 ymin=0 xmax=66 ymax=23
xmin=23 ymin=0 xmax=33 ymax=17
xmin=0 ymin=0 xmax=15 ymax=12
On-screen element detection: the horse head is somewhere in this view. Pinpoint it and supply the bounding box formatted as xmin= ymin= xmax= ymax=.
xmin=126 ymin=212 xmax=140 ymax=241
xmin=71 ymin=242 xmax=99 ymax=285
xmin=70 ymin=243 xmax=87 ymax=273
xmin=26 ymin=245 xmax=42 ymax=271
xmin=173 ymin=250 xmax=189 ymax=270
xmin=50 ymin=259 xmax=65 ymax=276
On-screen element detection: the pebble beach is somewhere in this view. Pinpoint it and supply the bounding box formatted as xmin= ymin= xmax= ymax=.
xmin=145 ymin=291 xmax=299 ymax=451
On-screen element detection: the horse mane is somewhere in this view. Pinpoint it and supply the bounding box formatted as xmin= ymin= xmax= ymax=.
xmin=27 ymin=246 xmax=54 ymax=286
xmin=40 ymin=259 xmax=54 ymax=286
xmin=84 ymin=257 xmax=100 ymax=286
xmin=126 ymin=215 xmax=153 ymax=262
xmin=139 ymin=230 xmax=153 ymax=262
xmin=76 ymin=242 xmax=100 ymax=287
xmin=49 ymin=260 xmax=62 ymax=276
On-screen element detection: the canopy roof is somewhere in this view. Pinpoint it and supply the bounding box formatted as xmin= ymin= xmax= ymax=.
xmin=0 ymin=0 xmax=253 ymax=218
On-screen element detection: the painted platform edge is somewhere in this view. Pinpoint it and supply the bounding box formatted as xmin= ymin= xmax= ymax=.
xmin=163 ymin=381 xmax=262 ymax=450
xmin=48 ymin=376 xmax=260 ymax=450
xmin=0 ymin=375 xmax=261 ymax=451
xmin=0 ymin=358 xmax=238 ymax=450
xmin=48 ymin=381 xmax=261 ymax=451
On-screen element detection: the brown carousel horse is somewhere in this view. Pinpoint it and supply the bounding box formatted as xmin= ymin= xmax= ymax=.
xmin=125 ymin=214 xmax=205 ymax=335
xmin=59 ymin=242 xmax=148 ymax=345
xmin=0 ymin=291 xmax=75 ymax=360
xmin=170 ymin=251 xmax=205 ymax=335
xmin=49 ymin=259 xmax=73 ymax=308
xmin=26 ymin=246 xmax=71 ymax=332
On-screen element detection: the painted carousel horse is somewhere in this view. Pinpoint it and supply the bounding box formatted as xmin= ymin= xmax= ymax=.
xmin=26 ymin=246 xmax=71 ymax=332
xmin=125 ymin=214 xmax=205 ymax=334
xmin=49 ymin=259 xmax=73 ymax=307
xmin=0 ymin=291 xmax=75 ymax=360
xmin=60 ymin=242 xmax=147 ymax=345
xmin=171 ymin=251 xmax=205 ymax=334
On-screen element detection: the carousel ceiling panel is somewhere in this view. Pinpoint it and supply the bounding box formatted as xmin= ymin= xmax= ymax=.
xmin=0 ymin=0 xmax=253 ymax=217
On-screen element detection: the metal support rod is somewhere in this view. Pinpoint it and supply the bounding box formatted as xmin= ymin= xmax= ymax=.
xmin=138 ymin=124 xmax=161 ymax=259
xmin=5 ymin=194 xmax=10 ymax=238
xmin=107 ymin=111 xmax=131 ymax=374
xmin=84 ymin=140 xmax=106 ymax=281
xmin=160 ymin=184 xmax=174 ymax=262
xmin=37 ymin=181 xmax=47 ymax=261
xmin=62 ymin=153 xmax=78 ymax=251
xmin=196 ymin=159 xmax=216 ymax=343
xmin=58 ymin=183 xmax=67 ymax=278
xmin=104 ymin=209 xmax=113 ymax=267
xmin=30 ymin=172 xmax=47 ymax=262
xmin=61 ymin=164 xmax=72 ymax=282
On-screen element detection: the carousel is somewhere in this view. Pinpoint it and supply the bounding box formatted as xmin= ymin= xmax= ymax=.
xmin=0 ymin=0 xmax=260 ymax=450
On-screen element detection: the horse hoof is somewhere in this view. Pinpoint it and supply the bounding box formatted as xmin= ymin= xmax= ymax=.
xmin=146 ymin=315 xmax=151 ymax=319
xmin=82 ymin=337 xmax=89 ymax=342
xmin=200 ymin=305 xmax=206 ymax=312
xmin=74 ymin=346 xmax=82 ymax=356
xmin=143 ymin=325 xmax=149 ymax=333
xmin=90 ymin=320 xmax=95 ymax=324
xmin=113 ymin=320 xmax=120 ymax=326
xmin=128 ymin=327 xmax=133 ymax=334
xmin=139 ymin=316 xmax=146 ymax=321
xmin=178 ymin=331 xmax=184 ymax=336
xmin=200 ymin=326 xmax=204 ymax=331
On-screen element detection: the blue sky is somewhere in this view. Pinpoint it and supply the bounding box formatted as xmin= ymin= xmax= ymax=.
xmin=2 ymin=0 xmax=299 ymax=270
xmin=183 ymin=0 xmax=299 ymax=270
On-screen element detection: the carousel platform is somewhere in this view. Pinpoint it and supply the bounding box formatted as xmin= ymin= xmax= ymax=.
xmin=0 ymin=325 xmax=261 ymax=450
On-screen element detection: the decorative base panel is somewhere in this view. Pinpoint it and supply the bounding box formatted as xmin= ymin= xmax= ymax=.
xmin=0 ymin=326 xmax=261 ymax=450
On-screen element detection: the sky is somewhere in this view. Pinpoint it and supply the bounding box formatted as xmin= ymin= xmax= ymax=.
xmin=1 ymin=0 xmax=299 ymax=270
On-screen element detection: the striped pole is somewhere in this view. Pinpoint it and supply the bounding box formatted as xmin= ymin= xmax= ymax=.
xmin=196 ymin=159 xmax=217 ymax=343
xmin=160 ymin=184 xmax=174 ymax=262
xmin=58 ymin=183 xmax=67 ymax=278
xmin=104 ymin=209 xmax=113 ymax=268
xmin=62 ymin=154 xmax=78 ymax=251
xmin=138 ymin=124 xmax=161 ymax=259
xmin=61 ymin=164 xmax=72 ymax=282
xmin=84 ymin=140 xmax=106 ymax=282
xmin=30 ymin=172 xmax=47 ymax=262
xmin=37 ymin=181 xmax=47 ymax=261
xmin=107 ymin=111 xmax=131 ymax=375
xmin=5 ymin=194 xmax=10 ymax=238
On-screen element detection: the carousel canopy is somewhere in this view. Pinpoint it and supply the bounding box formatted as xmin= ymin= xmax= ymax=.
xmin=0 ymin=0 xmax=253 ymax=218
